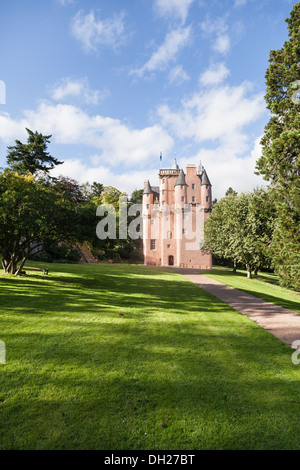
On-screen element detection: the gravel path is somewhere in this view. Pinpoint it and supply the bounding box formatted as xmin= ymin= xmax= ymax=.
xmin=175 ymin=269 xmax=300 ymax=347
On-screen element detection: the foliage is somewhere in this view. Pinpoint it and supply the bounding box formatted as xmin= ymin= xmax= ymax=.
xmin=6 ymin=128 xmax=63 ymax=175
xmin=255 ymin=3 xmax=300 ymax=290
xmin=0 ymin=170 xmax=77 ymax=274
xmin=204 ymin=189 xmax=276 ymax=277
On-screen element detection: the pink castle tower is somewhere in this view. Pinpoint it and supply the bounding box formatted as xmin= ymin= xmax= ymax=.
xmin=142 ymin=160 xmax=212 ymax=269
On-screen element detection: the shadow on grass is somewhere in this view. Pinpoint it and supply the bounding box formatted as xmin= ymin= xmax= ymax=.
xmin=200 ymin=269 xmax=300 ymax=314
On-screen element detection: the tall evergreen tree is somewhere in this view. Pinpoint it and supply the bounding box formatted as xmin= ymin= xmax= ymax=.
xmin=6 ymin=128 xmax=63 ymax=175
xmin=255 ymin=3 xmax=300 ymax=290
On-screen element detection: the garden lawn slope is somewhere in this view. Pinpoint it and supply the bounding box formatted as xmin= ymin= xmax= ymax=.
xmin=0 ymin=263 xmax=299 ymax=450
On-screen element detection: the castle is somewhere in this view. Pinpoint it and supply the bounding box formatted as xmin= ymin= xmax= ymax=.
xmin=142 ymin=160 xmax=213 ymax=269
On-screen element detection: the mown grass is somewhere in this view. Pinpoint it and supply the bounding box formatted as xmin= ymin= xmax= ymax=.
xmin=203 ymin=267 xmax=300 ymax=314
xmin=0 ymin=262 xmax=299 ymax=450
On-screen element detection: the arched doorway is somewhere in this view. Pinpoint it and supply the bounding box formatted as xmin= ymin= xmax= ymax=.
xmin=168 ymin=255 xmax=174 ymax=266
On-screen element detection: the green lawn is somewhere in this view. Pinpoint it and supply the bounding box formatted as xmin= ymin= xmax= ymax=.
xmin=203 ymin=267 xmax=300 ymax=314
xmin=0 ymin=262 xmax=299 ymax=450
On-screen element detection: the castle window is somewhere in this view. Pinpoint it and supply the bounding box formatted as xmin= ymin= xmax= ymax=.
xmin=192 ymin=184 xmax=195 ymax=189
xmin=192 ymin=196 xmax=195 ymax=202
xmin=181 ymin=196 xmax=185 ymax=202
xmin=181 ymin=185 xmax=183 ymax=189
xmin=182 ymin=228 xmax=187 ymax=234
xmin=167 ymin=244 xmax=171 ymax=249
xmin=206 ymin=185 xmax=209 ymax=189
xmin=206 ymin=196 xmax=209 ymax=202
xmin=150 ymin=240 xmax=156 ymax=250
xmin=162 ymin=179 xmax=165 ymax=184
xmin=147 ymin=204 xmax=150 ymax=209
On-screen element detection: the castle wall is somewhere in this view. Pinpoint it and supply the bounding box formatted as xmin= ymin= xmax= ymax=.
xmin=143 ymin=165 xmax=212 ymax=269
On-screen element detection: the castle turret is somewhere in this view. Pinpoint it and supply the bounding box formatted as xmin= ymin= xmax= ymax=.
xmin=174 ymin=169 xmax=187 ymax=267
xmin=200 ymin=169 xmax=212 ymax=211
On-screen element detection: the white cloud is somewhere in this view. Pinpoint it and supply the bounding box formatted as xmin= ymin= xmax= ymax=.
xmin=157 ymin=82 xmax=265 ymax=143
xmin=153 ymin=0 xmax=195 ymax=24
xmin=56 ymin=0 xmax=74 ymax=6
xmin=213 ymin=34 xmax=230 ymax=55
xmin=201 ymin=16 xmax=231 ymax=55
xmin=176 ymin=136 xmax=265 ymax=200
xmin=50 ymin=159 xmax=160 ymax=197
xmin=168 ymin=65 xmax=190 ymax=85
xmin=0 ymin=102 xmax=173 ymax=167
xmin=131 ymin=26 xmax=191 ymax=77
xmin=234 ymin=0 xmax=247 ymax=7
xmin=199 ymin=63 xmax=230 ymax=86
xmin=70 ymin=10 xmax=126 ymax=53
xmin=49 ymin=77 xmax=108 ymax=105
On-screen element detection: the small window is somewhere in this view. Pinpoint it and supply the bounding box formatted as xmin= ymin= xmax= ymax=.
xmin=192 ymin=184 xmax=195 ymax=189
xmin=150 ymin=240 xmax=156 ymax=250
xmin=162 ymin=179 xmax=165 ymax=184
xmin=192 ymin=196 xmax=195 ymax=202
xmin=206 ymin=185 xmax=209 ymax=189
xmin=147 ymin=204 xmax=150 ymax=209
xmin=182 ymin=228 xmax=187 ymax=234
xmin=147 ymin=193 xmax=149 ymax=197
xmin=206 ymin=196 xmax=209 ymax=202
xmin=181 ymin=185 xmax=183 ymax=189
xmin=181 ymin=196 xmax=185 ymax=202
xmin=167 ymin=244 xmax=171 ymax=249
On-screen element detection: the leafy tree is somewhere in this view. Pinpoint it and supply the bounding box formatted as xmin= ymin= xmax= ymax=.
xmin=225 ymin=187 xmax=237 ymax=197
xmin=255 ymin=3 xmax=300 ymax=289
xmin=129 ymin=189 xmax=143 ymax=205
xmin=204 ymin=189 xmax=276 ymax=278
xmin=6 ymin=128 xmax=63 ymax=175
xmin=81 ymin=182 xmax=104 ymax=201
xmin=0 ymin=170 xmax=76 ymax=274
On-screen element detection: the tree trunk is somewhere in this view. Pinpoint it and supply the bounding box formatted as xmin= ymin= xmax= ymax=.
xmin=233 ymin=259 xmax=237 ymax=273
xmin=254 ymin=266 xmax=258 ymax=276
xmin=14 ymin=257 xmax=27 ymax=276
xmin=246 ymin=264 xmax=252 ymax=279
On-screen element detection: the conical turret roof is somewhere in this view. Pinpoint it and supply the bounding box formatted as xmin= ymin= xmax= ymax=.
xmin=201 ymin=169 xmax=211 ymax=186
xmin=175 ymin=169 xmax=187 ymax=187
xmin=143 ymin=180 xmax=153 ymax=194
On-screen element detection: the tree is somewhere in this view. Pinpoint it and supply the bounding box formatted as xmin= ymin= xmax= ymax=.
xmin=6 ymin=128 xmax=63 ymax=175
xmin=0 ymin=170 xmax=76 ymax=275
xmin=225 ymin=187 xmax=237 ymax=197
xmin=255 ymin=3 xmax=300 ymax=289
xmin=129 ymin=189 xmax=143 ymax=205
xmin=204 ymin=189 xmax=276 ymax=278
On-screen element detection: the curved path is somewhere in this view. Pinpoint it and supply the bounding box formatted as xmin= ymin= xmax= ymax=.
xmin=174 ymin=268 xmax=300 ymax=347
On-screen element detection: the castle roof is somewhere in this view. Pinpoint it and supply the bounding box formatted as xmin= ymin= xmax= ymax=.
xmin=200 ymin=169 xmax=211 ymax=186
xmin=143 ymin=180 xmax=152 ymax=194
xmin=175 ymin=169 xmax=187 ymax=187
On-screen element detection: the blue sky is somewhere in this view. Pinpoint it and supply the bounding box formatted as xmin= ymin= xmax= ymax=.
xmin=0 ymin=0 xmax=297 ymax=199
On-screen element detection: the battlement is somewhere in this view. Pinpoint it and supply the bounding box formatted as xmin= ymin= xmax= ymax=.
xmin=158 ymin=169 xmax=181 ymax=177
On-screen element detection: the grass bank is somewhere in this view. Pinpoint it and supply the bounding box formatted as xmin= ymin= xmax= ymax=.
xmin=203 ymin=268 xmax=300 ymax=314
xmin=0 ymin=262 xmax=299 ymax=449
